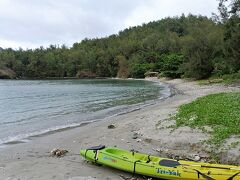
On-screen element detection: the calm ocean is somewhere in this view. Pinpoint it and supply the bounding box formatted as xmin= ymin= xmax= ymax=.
xmin=0 ymin=79 xmax=170 ymax=145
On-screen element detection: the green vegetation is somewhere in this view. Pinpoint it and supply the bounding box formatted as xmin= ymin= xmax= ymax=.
xmin=197 ymin=79 xmax=223 ymax=85
xmin=0 ymin=0 xmax=239 ymax=79
xmin=197 ymin=71 xmax=240 ymax=85
xmin=222 ymin=71 xmax=240 ymax=84
xmin=174 ymin=92 xmax=240 ymax=146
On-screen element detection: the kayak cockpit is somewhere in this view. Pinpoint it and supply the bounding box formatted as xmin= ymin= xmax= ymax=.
xmin=104 ymin=148 xmax=162 ymax=165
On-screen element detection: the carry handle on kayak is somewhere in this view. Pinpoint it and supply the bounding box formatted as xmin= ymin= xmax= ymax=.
xmin=84 ymin=145 xmax=105 ymax=161
xmin=133 ymin=160 xmax=141 ymax=174
xmin=94 ymin=150 xmax=99 ymax=162
xmin=194 ymin=169 xmax=215 ymax=180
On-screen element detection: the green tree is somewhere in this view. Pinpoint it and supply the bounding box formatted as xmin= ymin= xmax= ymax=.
xmin=215 ymin=0 xmax=240 ymax=73
xmin=157 ymin=54 xmax=184 ymax=78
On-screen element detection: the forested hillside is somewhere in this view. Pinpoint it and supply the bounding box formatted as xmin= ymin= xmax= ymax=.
xmin=0 ymin=0 xmax=239 ymax=79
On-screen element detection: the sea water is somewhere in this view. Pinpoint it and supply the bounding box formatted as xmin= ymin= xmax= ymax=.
xmin=0 ymin=79 xmax=170 ymax=145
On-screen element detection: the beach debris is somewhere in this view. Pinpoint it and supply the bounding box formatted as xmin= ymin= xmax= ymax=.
xmin=108 ymin=124 xmax=116 ymax=129
xmin=119 ymin=174 xmax=138 ymax=180
xmin=132 ymin=132 xmax=142 ymax=139
xmin=50 ymin=148 xmax=68 ymax=157
xmin=152 ymin=148 xmax=164 ymax=153
xmin=153 ymin=148 xmax=160 ymax=152
xmin=68 ymin=176 xmax=98 ymax=180
xmin=152 ymin=148 xmax=209 ymax=162
xmin=50 ymin=148 xmax=59 ymax=155
xmin=136 ymin=139 xmax=142 ymax=142
xmin=186 ymin=154 xmax=209 ymax=162
xmin=143 ymin=177 xmax=153 ymax=180
xmin=194 ymin=155 xmax=201 ymax=161
xmin=144 ymin=138 xmax=152 ymax=143
xmin=132 ymin=132 xmax=139 ymax=139
xmin=119 ymin=175 xmax=152 ymax=180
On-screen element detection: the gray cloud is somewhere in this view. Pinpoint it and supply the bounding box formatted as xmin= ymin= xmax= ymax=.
xmin=0 ymin=0 xmax=218 ymax=49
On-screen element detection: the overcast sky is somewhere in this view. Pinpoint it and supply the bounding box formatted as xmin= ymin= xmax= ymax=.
xmin=0 ymin=0 xmax=219 ymax=49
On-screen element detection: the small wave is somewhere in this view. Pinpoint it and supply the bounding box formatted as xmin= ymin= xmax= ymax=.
xmin=0 ymin=120 xmax=99 ymax=146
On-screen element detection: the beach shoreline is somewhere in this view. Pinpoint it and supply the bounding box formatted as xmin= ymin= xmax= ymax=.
xmin=0 ymin=79 xmax=239 ymax=180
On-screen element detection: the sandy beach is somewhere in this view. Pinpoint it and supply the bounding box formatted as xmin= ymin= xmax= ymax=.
xmin=0 ymin=79 xmax=239 ymax=180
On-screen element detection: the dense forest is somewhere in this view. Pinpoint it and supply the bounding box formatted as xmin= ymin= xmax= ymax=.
xmin=0 ymin=0 xmax=239 ymax=80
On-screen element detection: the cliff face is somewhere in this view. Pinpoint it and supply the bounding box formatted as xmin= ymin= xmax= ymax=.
xmin=0 ymin=67 xmax=16 ymax=79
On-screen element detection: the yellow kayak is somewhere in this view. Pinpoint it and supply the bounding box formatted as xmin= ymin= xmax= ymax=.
xmin=80 ymin=145 xmax=240 ymax=180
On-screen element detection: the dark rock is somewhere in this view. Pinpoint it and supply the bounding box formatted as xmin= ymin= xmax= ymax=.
xmin=107 ymin=124 xmax=116 ymax=129
xmin=76 ymin=70 xmax=96 ymax=79
xmin=132 ymin=132 xmax=138 ymax=139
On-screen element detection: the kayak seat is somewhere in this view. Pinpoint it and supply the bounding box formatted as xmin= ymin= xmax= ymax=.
xmin=139 ymin=155 xmax=159 ymax=164
xmin=159 ymin=159 xmax=181 ymax=167
xmin=87 ymin=145 xmax=106 ymax=150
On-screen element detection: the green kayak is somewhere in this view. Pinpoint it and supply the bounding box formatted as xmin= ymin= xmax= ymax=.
xmin=80 ymin=145 xmax=240 ymax=180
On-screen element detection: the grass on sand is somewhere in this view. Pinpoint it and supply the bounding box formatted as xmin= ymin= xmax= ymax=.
xmin=174 ymin=92 xmax=240 ymax=146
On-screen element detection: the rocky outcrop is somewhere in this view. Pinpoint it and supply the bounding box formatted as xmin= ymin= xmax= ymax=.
xmin=76 ymin=70 xmax=96 ymax=79
xmin=144 ymin=71 xmax=159 ymax=77
xmin=0 ymin=67 xmax=16 ymax=79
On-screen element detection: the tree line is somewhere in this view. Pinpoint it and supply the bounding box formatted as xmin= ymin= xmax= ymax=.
xmin=0 ymin=0 xmax=239 ymax=79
